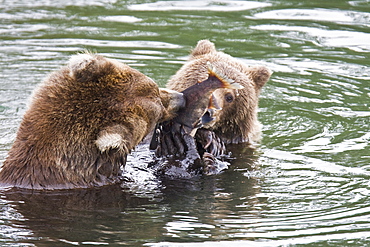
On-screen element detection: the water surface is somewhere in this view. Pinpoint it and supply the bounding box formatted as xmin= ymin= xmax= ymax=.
xmin=0 ymin=0 xmax=369 ymax=246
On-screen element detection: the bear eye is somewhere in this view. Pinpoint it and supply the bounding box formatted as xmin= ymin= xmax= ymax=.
xmin=225 ymin=93 xmax=234 ymax=103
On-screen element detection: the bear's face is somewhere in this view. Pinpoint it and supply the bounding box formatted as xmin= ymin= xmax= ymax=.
xmin=166 ymin=40 xmax=272 ymax=144
xmin=0 ymin=53 xmax=184 ymax=189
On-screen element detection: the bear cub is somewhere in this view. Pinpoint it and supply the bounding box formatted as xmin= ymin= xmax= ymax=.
xmin=167 ymin=40 xmax=272 ymax=147
xmin=150 ymin=40 xmax=272 ymax=176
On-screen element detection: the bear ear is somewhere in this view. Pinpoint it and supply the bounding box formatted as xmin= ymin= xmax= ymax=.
xmin=68 ymin=53 xmax=95 ymax=74
xmin=248 ymin=66 xmax=272 ymax=90
xmin=190 ymin=40 xmax=217 ymax=59
xmin=67 ymin=53 xmax=106 ymax=80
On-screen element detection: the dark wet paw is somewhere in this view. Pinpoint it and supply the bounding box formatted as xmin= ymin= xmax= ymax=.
xmin=202 ymin=152 xmax=217 ymax=175
xmin=195 ymin=128 xmax=226 ymax=157
xmin=202 ymin=152 xmax=229 ymax=175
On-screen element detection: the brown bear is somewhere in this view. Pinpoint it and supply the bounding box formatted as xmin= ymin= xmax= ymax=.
xmin=166 ymin=40 xmax=272 ymax=146
xmin=0 ymin=53 xmax=184 ymax=190
xmin=149 ymin=40 xmax=271 ymax=176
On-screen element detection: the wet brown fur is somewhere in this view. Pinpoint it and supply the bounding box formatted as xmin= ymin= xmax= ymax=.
xmin=0 ymin=53 xmax=180 ymax=190
xmin=166 ymin=40 xmax=272 ymax=144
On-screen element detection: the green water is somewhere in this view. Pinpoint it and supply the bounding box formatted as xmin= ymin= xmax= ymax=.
xmin=0 ymin=0 xmax=369 ymax=246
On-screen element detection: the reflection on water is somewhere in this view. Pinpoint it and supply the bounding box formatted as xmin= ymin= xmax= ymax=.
xmin=0 ymin=0 xmax=369 ymax=246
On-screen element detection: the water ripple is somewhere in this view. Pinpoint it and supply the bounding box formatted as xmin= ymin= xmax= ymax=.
xmin=2 ymin=39 xmax=181 ymax=49
xmin=99 ymin=15 xmax=142 ymax=23
xmin=251 ymin=24 xmax=370 ymax=52
xmin=128 ymin=1 xmax=271 ymax=12
xmin=2 ymin=0 xmax=116 ymax=8
xmin=252 ymin=8 xmax=370 ymax=26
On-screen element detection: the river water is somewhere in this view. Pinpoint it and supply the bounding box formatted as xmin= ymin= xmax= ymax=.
xmin=0 ymin=0 xmax=369 ymax=246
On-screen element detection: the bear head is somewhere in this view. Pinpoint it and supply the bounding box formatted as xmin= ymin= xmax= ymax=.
xmin=166 ymin=40 xmax=272 ymax=144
